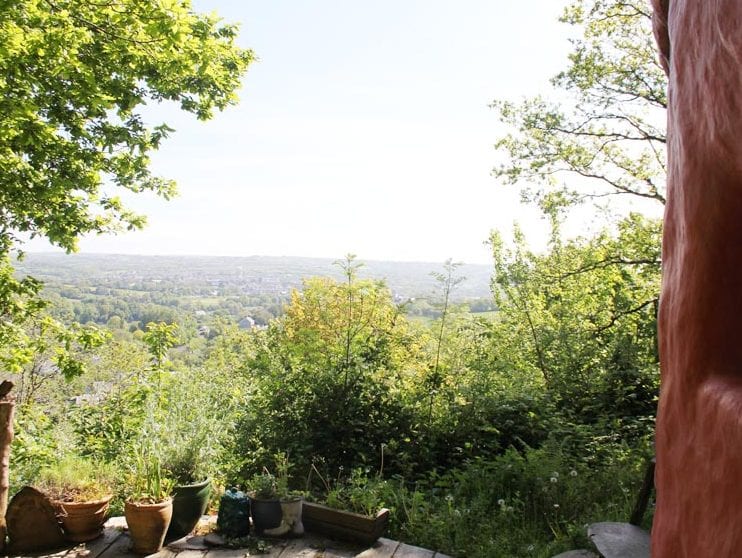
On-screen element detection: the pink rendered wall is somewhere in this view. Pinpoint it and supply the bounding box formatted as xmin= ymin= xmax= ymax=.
xmin=651 ymin=1 xmax=742 ymax=556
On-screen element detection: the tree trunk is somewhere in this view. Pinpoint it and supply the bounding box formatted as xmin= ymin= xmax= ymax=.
xmin=0 ymin=381 xmax=15 ymax=553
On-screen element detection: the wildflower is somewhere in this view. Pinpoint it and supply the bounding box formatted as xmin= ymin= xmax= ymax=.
xmin=551 ymin=471 xmax=559 ymax=478
xmin=550 ymin=476 xmax=558 ymax=483
xmin=445 ymin=494 xmax=454 ymax=503
xmin=527 ymin=544 xmax=535 ymax=552
xmin=506 ymin=506 xmax=514 ymax=512
xmin=570 ymin=469 xmax=578 ymax=477
xmin=553 ymin=504 xmax=560 ymax=509
xmin=497 ymin=499 xmax=505 ymax=506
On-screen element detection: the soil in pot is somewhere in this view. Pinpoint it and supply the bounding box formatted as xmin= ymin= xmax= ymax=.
xmin=166 ymin=479 xmax=211 ymax=541
xmin=125 ymin=499 xmax=173 ymax=554
xmin=54 ymin=495 xmax=112 ymax=542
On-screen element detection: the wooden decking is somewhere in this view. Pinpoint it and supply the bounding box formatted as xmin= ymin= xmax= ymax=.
xmin=8 ymin=517 xmax=451 ymax=558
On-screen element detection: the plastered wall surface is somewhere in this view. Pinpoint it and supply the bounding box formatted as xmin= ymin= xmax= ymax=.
xmin=651 ymin=1 xmax=742 ymax=556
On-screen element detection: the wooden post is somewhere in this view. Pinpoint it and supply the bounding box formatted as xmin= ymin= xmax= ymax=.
xmin=0 ymin=380 xmax=15 ymax=553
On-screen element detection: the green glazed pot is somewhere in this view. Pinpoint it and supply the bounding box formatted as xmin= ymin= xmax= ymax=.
xmin=166 ymin=479 xmax=211 ymax=541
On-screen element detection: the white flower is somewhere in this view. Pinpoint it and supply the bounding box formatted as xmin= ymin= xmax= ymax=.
xmin=551 ymin=471 xmax=559 ymax=478
xmin=506 ymin=506 xmax=514 ymax=512
xmin=553 ymin=504 xmax=560 ymax=509
xmin=497 ymin=499 xmax=505 ymax=506
xmin=570 ymin=469 xmax=578 ymax=477
xmin=550 ymin=476 xmax=558 ymax=483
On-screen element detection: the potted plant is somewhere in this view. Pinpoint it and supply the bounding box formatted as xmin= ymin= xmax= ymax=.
xmin=247 ymin=470 xmax=282 ymax=536
xmin=36 ymin=455 xmax=114 ymax=543
xmin=302 ymin=502 xmax=389 ymax=545
xmin=162 ymin=443 xmax=212 ymax=541
xmin=248 ymin=454 xmax=304 ymax=538
xmin=302 ymin=465 xmax=389 ymax=545
xmin=269 ymin=453 xmax=304 ymax=537
xmin=124 ymin=451 xmax=174 ymax=554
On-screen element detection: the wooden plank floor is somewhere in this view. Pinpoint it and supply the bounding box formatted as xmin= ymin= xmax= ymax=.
xmin=8 ymin=517 xmax=451 ymax=558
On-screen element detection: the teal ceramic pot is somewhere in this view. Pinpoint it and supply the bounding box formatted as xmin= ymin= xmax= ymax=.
xmin=217 ymin=487 xmax=250 ymax=537
xmin=166 ymin=479 xmax=211 ymax=541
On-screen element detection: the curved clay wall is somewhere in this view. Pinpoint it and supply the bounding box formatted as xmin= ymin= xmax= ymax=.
xmin=652 ymin=1 xmax=742 ymax=556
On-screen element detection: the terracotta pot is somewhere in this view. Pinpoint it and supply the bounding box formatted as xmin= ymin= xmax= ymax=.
xmin=166 ymin=478 xmax=211 ymax=541
xmin=124 ymin=498 xmax=173 ymax=554
xmin=54 ymin=495 xmax=112 ymax=542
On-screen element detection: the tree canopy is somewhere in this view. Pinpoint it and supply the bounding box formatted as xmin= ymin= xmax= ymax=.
xmin=493 ymin=0 xmax=666 ymax=215
xmin=0 ymin=0 xmax=253 ymax=253
xmin=488 ymin=0 xmax=665 ymax=448
xmin=0 ymin=0 xmax=252 ymax=378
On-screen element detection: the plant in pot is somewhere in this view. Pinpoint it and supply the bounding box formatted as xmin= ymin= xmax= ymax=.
xmin=302 ymin=465 xmax=389 ymax=545
xmin=124 ymin=450 xmax=174 ymax=555
xmin=247 ymin=470 xmax=281 ymax=536
xmin=248 ymin=453 xmax=304 ymax=538
xmin=36 ymin=455 xmax=115 ymax=543
xmin=162 ymin=442 xmax=212 ymax=541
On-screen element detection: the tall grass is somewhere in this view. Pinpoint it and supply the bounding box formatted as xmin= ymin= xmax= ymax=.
xmin=316 ymin=443 xmax=650 ymax=558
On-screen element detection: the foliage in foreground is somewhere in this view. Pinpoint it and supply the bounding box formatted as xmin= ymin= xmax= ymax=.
xmin=309 ymin=441 xmax=652 ymax=558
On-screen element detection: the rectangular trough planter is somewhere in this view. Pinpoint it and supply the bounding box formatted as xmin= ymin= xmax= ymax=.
xmin=301 ymin=501 xmax=390 ymax=545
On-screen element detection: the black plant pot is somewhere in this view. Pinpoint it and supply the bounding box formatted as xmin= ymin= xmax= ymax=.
xmin=250 ymin=496 xmax=282 ymax=536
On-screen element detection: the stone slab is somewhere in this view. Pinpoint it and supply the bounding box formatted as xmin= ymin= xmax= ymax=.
xmin=354 ymin=538 xmax=399 ymax=558
xmin=587 ymin=522 xmax=650 ymax=558
xmin=392 ymin=543 xmax=434 ymax=558
xmin=551 ymin=551 xmax=599 ymax=558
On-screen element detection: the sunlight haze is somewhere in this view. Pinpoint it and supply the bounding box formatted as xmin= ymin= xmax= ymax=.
xmin=29 ymin=0 xmax=572 ymax=264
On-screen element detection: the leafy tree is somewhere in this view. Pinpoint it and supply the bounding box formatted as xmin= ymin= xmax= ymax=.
xmin=425 ymin=259 xmax=465 ymax=424
xmin=488 ymin=0 xmax=665 ymax=452
xmin=0 ymin=0 xmax=253 ymax=252
xmin=1 ymin=255 xmax=106 ymax=399
xmin=489 ymin=213 xmax=660 ymax=445
xmin=234 ymin=272 xmax=426 ymax=477
xmin=0 ymin=0 xmax=252 ymax=378
xmin=493 ymin=0 xmax=666 ymax=214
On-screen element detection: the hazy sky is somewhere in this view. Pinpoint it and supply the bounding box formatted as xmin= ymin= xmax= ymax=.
xmin=31 ymin=0 xmax=575 ymax=264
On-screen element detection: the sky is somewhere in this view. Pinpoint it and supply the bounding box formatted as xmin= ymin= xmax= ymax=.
xmin=30 ymin=0 xmax=575 ymax=265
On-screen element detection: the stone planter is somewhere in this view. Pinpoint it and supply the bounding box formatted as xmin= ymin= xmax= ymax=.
xmin=302 ymin=501 xmax=389 ymax=545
